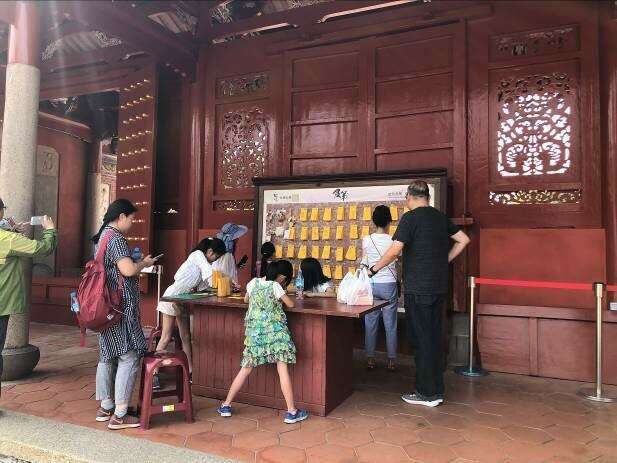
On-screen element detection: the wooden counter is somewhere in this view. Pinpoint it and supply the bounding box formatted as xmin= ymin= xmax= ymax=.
xmin=162 ymin=295 xmax=386 ymax=416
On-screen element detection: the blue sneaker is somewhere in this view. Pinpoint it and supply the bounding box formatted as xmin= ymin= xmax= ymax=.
xmin=217 ymin=404 xmax=232 ymax=417
xmin=284 ymin=409 xmax=309 ymax=424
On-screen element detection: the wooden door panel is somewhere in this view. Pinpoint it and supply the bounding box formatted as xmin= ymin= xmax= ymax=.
xmin=375 ymin=35 xmax=453 ymax=77
xmin=292 ymin=87 xmax=359 ymax=121
xmin=284 ymin=41 xmax=368 ymax=174
xmin=376 ymin=149 xmax=452 ymax=172
xmin=376 ymin=74 xmax=453 ymax=115
xmin=291 ymin=52 xmax=360 ymax=88
xmin=291 ymin=122 xmax=358 ymax=157
xmin=116 ymin=65 xmax=157 ymax=252
xmin=376 ymin=112 xmax=453 ymax=153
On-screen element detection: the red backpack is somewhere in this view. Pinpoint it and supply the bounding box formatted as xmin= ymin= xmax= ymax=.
xmin=76 ymin=230 xmax=124 ymax=345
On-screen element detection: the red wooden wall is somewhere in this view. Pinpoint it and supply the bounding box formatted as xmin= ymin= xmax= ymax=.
xmin=179 ymin=0 xmax=617 ymax=382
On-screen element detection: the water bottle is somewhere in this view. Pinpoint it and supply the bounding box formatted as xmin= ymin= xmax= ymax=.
xmin=296 ymin=270 xmax=304 ymax=300
xmin=70 ymin=291 xmax=80 ymax=313
xmin=131 ymin=247 xmax=143 ymax=262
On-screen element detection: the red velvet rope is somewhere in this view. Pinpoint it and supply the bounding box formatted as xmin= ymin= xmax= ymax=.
xmin=474 ymin=277 xmax=592 ymax=291
xmin=607 ymin=285 xmax=617 ymax=292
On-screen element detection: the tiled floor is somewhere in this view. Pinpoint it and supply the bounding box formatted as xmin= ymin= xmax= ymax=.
xmin=2 ymin=323 xmax=617 ymax=463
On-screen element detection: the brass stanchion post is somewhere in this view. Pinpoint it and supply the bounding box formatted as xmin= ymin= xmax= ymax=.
xmin=578 ymin=282 xmax=617 ymax=402
xmin=455 ymin=276 xmax=488 ymax=377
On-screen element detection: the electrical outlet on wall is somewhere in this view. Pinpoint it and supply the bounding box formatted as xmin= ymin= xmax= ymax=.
xmin=610 ymin=302 xmax=617 ymax=312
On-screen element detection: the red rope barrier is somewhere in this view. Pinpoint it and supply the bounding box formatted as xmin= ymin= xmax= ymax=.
xmin=607 ymin=285 xmax=617 ymax=292
xmin=475 ymin=277 xmax=592 ymax=291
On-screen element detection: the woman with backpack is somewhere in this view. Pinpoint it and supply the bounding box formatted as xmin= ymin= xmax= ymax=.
xmin=93 ymin=199 xmax=159 ymax=430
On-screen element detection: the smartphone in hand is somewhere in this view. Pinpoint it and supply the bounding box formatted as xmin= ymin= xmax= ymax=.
xmin=153 ymin=253 xmax=164 ymax=261
xmin=30 ymin=216 xmax=44 ymax=226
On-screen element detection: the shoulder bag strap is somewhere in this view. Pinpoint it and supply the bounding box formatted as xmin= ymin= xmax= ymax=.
xmin=369 ymin=234 xmax=398 ymax=281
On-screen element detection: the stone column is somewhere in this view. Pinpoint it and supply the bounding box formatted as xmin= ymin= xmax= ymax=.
xmin=0 ymin=1 xmax=41 ymax=380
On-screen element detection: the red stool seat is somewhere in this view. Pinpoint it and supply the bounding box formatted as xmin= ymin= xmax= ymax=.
xmin=138 ymin=351 xmax=193 ymax=429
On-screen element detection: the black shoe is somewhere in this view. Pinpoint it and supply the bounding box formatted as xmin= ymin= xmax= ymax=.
xmin=401 ymin=392 xmax=441 ymax=407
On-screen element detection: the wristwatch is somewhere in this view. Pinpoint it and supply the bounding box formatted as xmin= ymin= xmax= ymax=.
xmin=369 ymin=265 xmax=377 ymax=276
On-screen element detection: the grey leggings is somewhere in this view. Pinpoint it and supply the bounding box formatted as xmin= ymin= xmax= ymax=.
xmin=95 ymin=350 xmax=141 ymax=406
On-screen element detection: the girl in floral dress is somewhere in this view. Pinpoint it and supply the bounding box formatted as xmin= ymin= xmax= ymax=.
xmin=218 ymin=260 xmax=309 ymax=424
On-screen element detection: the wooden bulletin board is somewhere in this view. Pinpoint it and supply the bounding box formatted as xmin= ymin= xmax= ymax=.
xmin=253 ymin=170 xmax=447 ymax=282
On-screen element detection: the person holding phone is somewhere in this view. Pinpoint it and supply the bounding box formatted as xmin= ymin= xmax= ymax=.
xmin=92 ymin=199 xmax=159 ymax=430
xmin=153 ymin=237 xmax=227 ymax=389
xmin=213 ymin=223 xmax=249 ymax=290
xmin=0 ymin=198 xmax=58 ymax=390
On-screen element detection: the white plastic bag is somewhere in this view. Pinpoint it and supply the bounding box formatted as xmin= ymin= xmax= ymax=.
xmin=347 ymin=268 xmax=374 ymax=306
xmin=337 ymin=271 xmax=357 ymax=303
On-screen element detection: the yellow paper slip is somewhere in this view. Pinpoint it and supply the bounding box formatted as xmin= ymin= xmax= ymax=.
xmin=335 ymin=247 xmax=344 ymax=262
xmin=286 ymin=245 xmax=295 ymax=258
xmin=389 ymin=225 xmax=397 ymax=236
xmin=299 ymin=208 xmax=308 ymax=222
xmin=349 ymin=224 xmax=359 ymax=240
xmin=361 ymin=225 xmax=370 ymax=238
xmin=323 ymin=265 xmax=332 ymax=278
xmin=275 ymin=245 xmax=283 ymax=259
xmin=311 ymin=245 xmax=320 ymax=259
xmin=310 ymin=207 xmax=319 ymax=221
xmin=322 ymin=245 xmax=331 ymax=259
xmin=323 ymin=208 xmax=332 ymax=221
xmin=335 ymin=225 xmax=344 ymax=240
xmin=390 ymin=205 xmax=399 ymax=221
xmin=288 ymin=226 xmax=295 ymax=240
xmin=348 ymin=205 xmax=357 ymax=220
xmin=363 ymin=206 xmax=372 ymax=221
xmin=298 ymin=245 xmax=307 ymax=259
xmin=345 ymin=245 xmax=357 ymax=261
xmin=300 ymin=227 xmax=308 ymax=240
xmin=322 ymin=227 xmax=331 ymax=240
xmin=311 ymin=227 xmax=320 ymax=241
xmin=336 ymin=206 xmax=345 ymax=221
xmin=334 ymin=265 xmax=343 ymax=280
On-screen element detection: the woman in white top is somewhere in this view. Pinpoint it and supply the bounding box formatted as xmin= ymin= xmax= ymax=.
xmin=361 ymin=205 xmax=399 ymax=371
xmin=154 ymin=238 xmax=227 ymax=386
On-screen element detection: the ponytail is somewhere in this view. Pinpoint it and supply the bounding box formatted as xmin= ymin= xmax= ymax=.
xmin=91 ymin=198 xmax=138 ymax=243
xmin=260 ymin=242 xmax=276 ymax=278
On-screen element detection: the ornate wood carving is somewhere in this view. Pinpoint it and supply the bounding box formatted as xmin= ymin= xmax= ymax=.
xmin=214 ymin=200 xmax=255 ymax=211
xmin=217 ymin=72 xmax=268 ymax=98
xmin=491 ymin=25 xmax=579 ymax=61
xmin=489 ymin=189 xmax=581 ymax=205
xmin=219 ymin=107 xmax=268 ymax=190
xmin=496 ymin=71 xmax=574 ymax=178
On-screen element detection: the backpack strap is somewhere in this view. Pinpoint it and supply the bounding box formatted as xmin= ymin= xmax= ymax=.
xmin=95 ymin=229 xmax=115 ymax=262
xmin=95 ymin=228 xmax=126 ymax=304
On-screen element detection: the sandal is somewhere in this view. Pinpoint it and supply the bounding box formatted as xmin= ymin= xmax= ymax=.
xmin=366 ymin=358 xmax=376 ymax=370
xmin=387 ymin=359 xmax=397 ymax=371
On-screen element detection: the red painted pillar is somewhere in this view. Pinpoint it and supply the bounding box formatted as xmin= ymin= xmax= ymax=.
xmin=8 ymin=0 xmax=40 ymax=67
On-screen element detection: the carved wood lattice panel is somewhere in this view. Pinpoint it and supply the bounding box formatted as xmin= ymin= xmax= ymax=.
xmin=489 ymin=61 xmax=580 ymax=200
xmin=216 ymin=105 xmax=269 ymax=194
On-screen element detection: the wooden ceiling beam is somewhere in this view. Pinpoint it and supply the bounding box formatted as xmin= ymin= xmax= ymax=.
xmin=203 ymin=0 xmax=401 ymax=41
xmin=41 ymin=43 xmax=141 ymax=74
xmin=48 ymin=1 xmax=196 ymax=79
